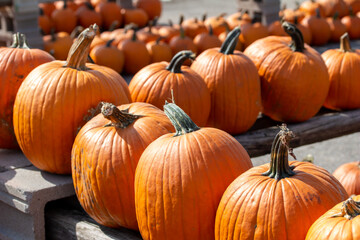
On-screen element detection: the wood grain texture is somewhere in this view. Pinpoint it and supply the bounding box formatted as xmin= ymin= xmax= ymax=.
xmin=236 ymin=108 xmax=360 ymax=157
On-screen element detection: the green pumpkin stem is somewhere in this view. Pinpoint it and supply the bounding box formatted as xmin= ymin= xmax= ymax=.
xmin=333 ymin=11 xmax=339 ymax=20
xmin=166 ymin=50 xmax=196 ymax=73
xmin=10 ymin=33 xmax=30 ymax=49
xmin=219 ymin=27 xmax=241 ymax=55
xmin=282 ymin=21 xmax=304 ymax=52
xmin=101 ymin=102 xmax=140 ymax=128
xmin=65 ymin=24 xmax=98 ymax=70
xmin=164 ymin=101 xmax=200 ymax=136
xmin=340 ymin=32 xmax=353 ymax=52
xmin=316 ymin=7 xmax=321 ymax=18
xmin=106 ymin=39 xmax=115 ymax=47
xmin=262 ymin=124 xmax=296 ymax=180
xmin=331 ymin=196 xmax=360 ymax=220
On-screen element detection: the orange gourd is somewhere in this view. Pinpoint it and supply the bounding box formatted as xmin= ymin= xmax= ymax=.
xmin=321 ymin=33 xmax=360 ymax=110
xmin=38 ymin=2 xmax=56 ymax=17
xmin=333 ymin=161 xmax=360 ymax=196
xmin=122 ymin=8 xmax=148 ymax=28
xmin=191 ymin=27 xmax=261 ymax=134
xmin=327 ymin=12 xmax=347 ymax=42
xmin=118 ymin=31 xmax=151 ymax=74
xmin=341 ymin=10 xmax=360 ymax=39
xmin=72 ymin=102 xmax=173 ymax=230
xmin=75 ymin=2 xmax=102 ymax=28
xmin=299 ymin=0 xmax=326 ymax=17
xmin=193 ymin=26 xmax=222 ymax=54
xmin=204 ymin=13 xmax=228 ymax=36
xmin=306 ymin=195 xmax=360 ymax=239
xmin=169 ymin=27 xmax=197 ymax=55
xmin=0 ymin=33 xmax=54 ymax=149
xmin=43 ymin=30 xmax=73 ymax=60
xmin=135 ymin=102 xmax=253 ymax=240
xmin=268 ymin=20 xmax=287 ymax=36
xmin=129 ymin=50 xmax=210 ymax=126
xmin=90 ymin=39 xmax=125 ymax=73
xmin=146 ymin=37 xmax=173 ymax=63
xmin=318 ymin=0 xmax=349 ymax=17
xmin=239 ymin=21 xmax=269 ymax=49
xmin=181 ymin=15 xmax=208 ymax=39
xmin=134 ymin=0 xmax=161 ymax=21
xmin=95 ymin=0 xmax=122 ymax=30
xmin=38 ymin=8 xmax=53 ymax=35
xmin=244 ymin=22 xmax=329 ymax=122
xmin=301 ymin=8 xmax=331 ymax=45
xmin=51 ymin=0 xmax=77 ymax=33
xmin=215 ymin=125 xmax=348 ymax=240
xmin=13 ymin=25 xmax=131 ymax=174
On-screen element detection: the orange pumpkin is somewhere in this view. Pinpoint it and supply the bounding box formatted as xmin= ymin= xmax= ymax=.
xmin=327 ymin=13 xmax=347 ymax=42
xmin=333 ymin=161 xmax=360 ymax=196
xmin=95 ymin=0 xmax=122 ymax=30
xmin=301 ymin=8 xmax=331 ymax=45
xmin=146 ymin=38 xmax=173 ymax=63
xmin=72 ymin=102 xmax=173 ymax=230
xmin=169 ymin=27 xmax=197 ymax=55
xmin=38 ymin=2 xmax=56 ymax=17
xmin=299 ymin=0 xmax=326 ymax=17
xmin=204 ymin=13 xmax=228 ymax=36
xmin=0 ymin=33 xmax=54 ymax=149
xmin=226 ymin=10 xmax=252 ymax=30
xmin=321 ymin=33 xmax=360 ymax=110
xmin=136 ymin=23 xmax=159 ymax=43
xmin=341 ymin=11 xmax=360 ymax=39
xmin=182 ymin=16 xmax=208 ymax=39
xmin=306 ymin=195 xmax=360 ymax=239
xmin=51 ymin=0 xmax=77 ymax=33
xmin=193 ymin=26 xmax=222 ymax=54
xmin=134 ymin=0 xmax=161 ymax=21
xmin=135 ymin=102 xmax=253 ymax=240
xmin=191 ymin=27 xmax=261 ymax=134
xmin=75 ymin=2 xmax=102 ymax=28
xmin=122 ymin=8 xmax=148 ymax=28
xmin=239 ymin=21 xmax=269 ymax=49
xmin=346 ymin=0 xmax=360 ymax=13
xmin=90 ymin=39 xmax=125 ymax=73
xmin=268 ymin=20 xmax=287 ymax=36
xmin=38 ymin=8 xmax=53 ymax=35
xmin=118 ymin=31 xmax=151 ymax=74
xmin=244 ymin=22 xmax=329 ymax=122
xmin=43 ymin=31 xmax=73 ymax=60
xmin=318 ymin=0 xmax=349 ymax=17
xmin=215 ymin=125 xmax=348 ymax=240
xmin=13 ymin=25 xmax=131 ymax=174
xmin=158 ymin=21 xmax=180 ymax=43
xmin=129 ymin=50 xmax=210 ymax=126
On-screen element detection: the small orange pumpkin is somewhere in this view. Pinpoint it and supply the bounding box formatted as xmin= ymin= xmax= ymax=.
xmin=341 ymin=10 xmax=360 ymax=39
xmin=333 ymin=161 xmax=360 ymax=196
xmin=72 ymin=102 xmax=173 ymax=230
xmin=13 ymin=25 xmax=131 ymax=174
xmin=122 ymin=8 xmax=148 ymax=28
xmin=90 ymin=39 xmax=125 ymax=73
xmin=38 ymin=8 xmax=53 ymax=35
xmin=75 ymin=2 xmax=102 ymax=28
xmin=327 ymin=12 xmax=347 ymax=42
xmin=129 ymin=50 xmax=210 ymax=126
xmin=182 ymin=15 xmax=208 ymax=39
xmin=95 ymin=0 xmax=122 ymax=30
xmin=146 ymin=37 xmax=173 ymax=63
xmin=134 ymin=0 xmax=161 ymax=21
xmin=51 ymin=0 xmax=77 ymax=33
xmin=301 ymin=8 xmax=331 ymax=45
xmin=321 ymin=33 xmax=360 ymax=110
xmin=169 ymin=27 xmax=197 ymax=55
xmin=193 ymin=26 xmax=222 ymax=54
xmin=43 ymin=30 xmax=73 ymax=60
xmin=306 ymin=195 xmax=360 ymax=239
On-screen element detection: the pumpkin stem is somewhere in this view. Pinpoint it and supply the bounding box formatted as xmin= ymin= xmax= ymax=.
xmin=219 ymin=27 xmax=241 ymax=55
xmin=101 ymin=102 xmax=140 ymax=128
xmin=202 ymin=13 xmax=207 ymax=22
xmin=339 ymin=32 xmax=353 ymax=52
xmin=333 ymin=11 xmax=339 ymax=20
xmin=262 ymin=124 xmax=296 ymax=180
xmin=166 ymin=50 xmax=196 ymax=73
xmin=282 ymin=21 xmax=304 ymax=52
xmin=208 ymin=25 xmax=214 ymax=35
xmin=10 ymin=33 xmax=30 ymax=49
xmin=65 ymin=24 xmax=98 ymax=70
xmin=331 ymin=196 xmax=360 ymax=220
xmin=179 ymin=14 xmax=184 ymax=26
xmin=109 ymin=20 xmax=119 ymax=31
xmin=106 ymin=38 xmax=115 ymax=47
xmin=163 ymin=101 xmax=200 ymax=136
xmin=316 ymin=8 xmax=321 ymax=18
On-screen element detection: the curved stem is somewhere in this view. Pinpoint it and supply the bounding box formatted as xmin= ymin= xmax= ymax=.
xmin=166 ymin=50 xmax=195 ymax=73
xmin=10 ymin=33 xmax=19 ymax=48
xmin=219 ymin=27 xmax=241 ymax=55
xmin=65 ymin=24 xmax=98 ymax=70
xmin=163 ymin=102 xmax=200 ymax=136
xmin=262 ymin=124 xmax=296 ymax=180
xmin=340 ymin=33 xmax=353 ymax=52
xmin=282 ymin=21 xmax=304 ymax=52
xmin=106 ymin=39 xmax=115 ymax=47
xmin=101 ymin=102 xmax=140 ymax=128
xmin=331 ymin=196 xmax=360 ymax=220
xmin=10 ymin=33 xmax=30 ymax=49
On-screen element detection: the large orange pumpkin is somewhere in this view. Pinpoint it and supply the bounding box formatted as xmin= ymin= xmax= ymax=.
xmin=191 ymin=27 xmax=261 ymax=134
xmin=244 ymin=22 xmax=330 ymax=122
xmin=306 ymin=195 xmax=360 ymax=239
xmin=13 ymin=25 xmax=131 ymax=174
xmin=0 ymin=33 xmax=54 ymax=149
xmin=135 ymin=102 xmax=253 ymax=240
xmin=333 ymin=161 xmax=360 ymax=195
xmin=321 ymin=33 xmax=360 ymax=110
xmin=215 ymin=124 xmax=348 ymax=240
xmin=72 ymin=102 xmax=173 ymax=230
xmin=129 ymin=50 xmax=210 ymax=126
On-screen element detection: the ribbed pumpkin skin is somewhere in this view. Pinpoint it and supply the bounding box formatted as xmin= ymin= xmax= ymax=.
xmin=244 ymin=36 xmax=329 ymax=122
xmin=72 ymin=102 xmax=173 ymax=230
xmin=305 ymin=195 xmax=360 ymax=240
xmin=333 ymin=162 xmax=360 ymax=196
xmin=321 ymin=49 xmax=360 ymax=110
xmin=215 ymin=161 xmax=348 ymax=240
xmin=191 ymin=48 xmax=261 ymax=134
xmin=135 ymin=128 xmax=253 ymax=240
xmin=13 ymin=62 xmax=131 ymax=174
xmin=0 ymin=46 xmax=54 ymax=149
xmin=129 ymin=63 xmax=210 ymax=127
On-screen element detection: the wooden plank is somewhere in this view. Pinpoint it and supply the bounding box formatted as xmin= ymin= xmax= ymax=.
xmin=236 ymin=108 xmax=360 ymax=158
xmin=45 ymin=198 xmax=142 ymax=240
